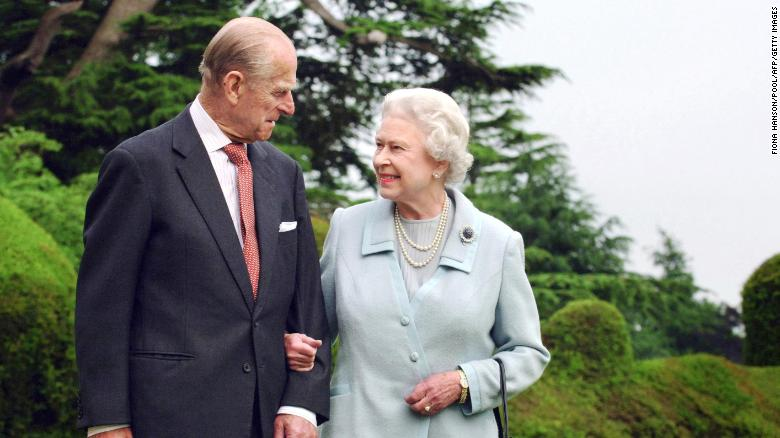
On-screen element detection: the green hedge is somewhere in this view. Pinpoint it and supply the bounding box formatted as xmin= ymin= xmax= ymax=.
xmin=512 ymin=354 xmax=780 ymax=436
xmin=530 ymin=272 xmax=741 ymax=361
xmin=742 ymin=253 xmax=780 ymax=365
xmin=543 ymin=299 xmax=633 ymax=381
xmin=0 ymin=197 xmax=78 ymax=437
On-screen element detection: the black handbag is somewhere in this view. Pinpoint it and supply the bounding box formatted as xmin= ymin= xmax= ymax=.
xmin=492 ymin=357 xmax=511 ymax=438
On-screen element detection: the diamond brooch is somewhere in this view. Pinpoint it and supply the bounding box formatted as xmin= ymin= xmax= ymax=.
xmin=459 ymin=225 xmax=476 ymax=244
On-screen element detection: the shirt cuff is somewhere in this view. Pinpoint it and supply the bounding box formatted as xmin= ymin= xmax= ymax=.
xmin=87 ymin=424 xmax=130 ymax=436
xmin=277 ymin=406 xmax=318 ymax=427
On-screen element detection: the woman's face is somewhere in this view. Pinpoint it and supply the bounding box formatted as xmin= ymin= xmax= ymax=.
xmin=373 ymin=116 xmax=444 ymax=209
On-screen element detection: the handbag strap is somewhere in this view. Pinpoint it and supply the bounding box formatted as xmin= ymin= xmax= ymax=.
xmin=493 ymin=357 xmax=509 ymax=438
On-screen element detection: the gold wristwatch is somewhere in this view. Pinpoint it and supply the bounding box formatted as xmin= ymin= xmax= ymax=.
xmin=457 ymin=368 xmax=469 ymax=404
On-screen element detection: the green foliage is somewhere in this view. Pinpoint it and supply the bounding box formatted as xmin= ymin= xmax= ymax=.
xmin=0 ymin=127 xmax=94 ymax=267
xmin=544 ymin=299 xmax=633 ymax=380
xmin=311 ymin=214 xmax=330 ymax=257
xmin=649 ymin=230 xmax=742 ymax=361
xmin=0 ymin=196 xmax=78 ymax=437
xmin=742 ymin=253 xmax=780 ymax=365
xmin=531 ymin=271 xmax=742 ymax=361
xmin=653 ymin=228 xmax=693 ymax=282
xmin=16 ymin=60 xmax=200 ymax=178
xmin=510 ymin=354 xmax=780 ymax=437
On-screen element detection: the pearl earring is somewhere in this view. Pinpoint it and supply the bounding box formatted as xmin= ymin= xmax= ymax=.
xmin=433 ymin=172 xmax=441 ymax=179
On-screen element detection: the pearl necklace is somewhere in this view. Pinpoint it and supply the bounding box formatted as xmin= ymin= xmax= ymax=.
xmin=394 ymin=196 xmax=450 ymax=268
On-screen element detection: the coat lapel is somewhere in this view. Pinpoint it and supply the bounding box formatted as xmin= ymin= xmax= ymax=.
xmin=361 ymin=198 xmax=395 ymax=256
xmin=247 ymin=142 xmax=281 ymax=314
xmin=437 ymin=188 xmax=482 ymax=274
xmin=360 ymin=189 xmax=482 ymax=271
xmin=172 ymin=108 xmax=254 ymax=314
xmin=360 ymin=189 xmax=483 ymax=316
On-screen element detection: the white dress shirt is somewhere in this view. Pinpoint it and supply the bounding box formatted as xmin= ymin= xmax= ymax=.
xmin=86 ymin=97 xmax=316 ymax=436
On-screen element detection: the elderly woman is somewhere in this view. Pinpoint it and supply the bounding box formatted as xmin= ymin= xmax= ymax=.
xmin=285 ymin=88 xmax=550 ymax=436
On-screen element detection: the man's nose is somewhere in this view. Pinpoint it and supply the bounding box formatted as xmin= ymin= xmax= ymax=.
xmin=279 ymin=91 xmax=295 ymax=116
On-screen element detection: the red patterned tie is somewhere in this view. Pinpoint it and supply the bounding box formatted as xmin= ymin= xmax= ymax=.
xmin=223 ymin=143 xmax=260 ymax=300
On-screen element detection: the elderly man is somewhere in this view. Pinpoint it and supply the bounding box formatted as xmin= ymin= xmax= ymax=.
xmin=75 ymin=17 xmax=329 ymax=438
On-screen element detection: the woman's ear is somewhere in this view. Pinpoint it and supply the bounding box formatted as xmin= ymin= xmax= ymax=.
xmin=434 ymin=161 xmax=450 ymax=179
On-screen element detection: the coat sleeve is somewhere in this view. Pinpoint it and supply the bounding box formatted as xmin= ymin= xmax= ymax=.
xmin=280 ymin=163 xmax=332 ymax=424
xmin=75 ymin=147 xmax=152 ymax=428
xmin=319 ymin=207 xmax=344 ymax=344
xmin=458 ymin=231 xmax=551 ymax=415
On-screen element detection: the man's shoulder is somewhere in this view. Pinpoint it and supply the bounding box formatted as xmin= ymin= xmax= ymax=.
xmin=254 ymin=141 xmax=298 ymax=167
xmin=113 ymin=114 xmax=179 ymax=159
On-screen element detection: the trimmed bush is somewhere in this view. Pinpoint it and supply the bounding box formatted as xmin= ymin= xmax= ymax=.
xmin=544 ymin=299 xmax=633 ymax=380
xmin=0 ymin=196 xmax=78 ymax=436
xmin=742 ymin=253 xmax=780 ymax=365
xmin=0 ymin=127 xmax=94 ymax=267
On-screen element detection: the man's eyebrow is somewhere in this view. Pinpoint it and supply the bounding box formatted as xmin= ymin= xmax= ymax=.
xmin=276 ymin=80 xmax=298 ymax=91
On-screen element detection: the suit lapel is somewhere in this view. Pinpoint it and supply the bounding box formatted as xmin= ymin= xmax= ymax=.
xmin=172 ymin=108 xmax=254 ymax=314
xmin=248 ymin=142 xmax=281 ymax=314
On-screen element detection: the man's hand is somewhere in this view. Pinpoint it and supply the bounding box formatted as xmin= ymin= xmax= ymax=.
xmin=91 ymin=426 xmax=133 ymax=438
xmin=284 ymin=333 xmax=322 ymax=371
xmin=404 ymin=371 xmax=462 ymax=416
xmin=273 ymin=414 xmax=317 ymax=438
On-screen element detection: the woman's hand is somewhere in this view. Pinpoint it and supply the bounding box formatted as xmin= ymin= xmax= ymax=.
xmin=283 ymin=333 xmax=322 ymax=371
xmin=404 ymin=371 xmax=462 ymax=416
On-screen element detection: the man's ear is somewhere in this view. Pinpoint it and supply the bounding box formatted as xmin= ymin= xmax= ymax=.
xmin=223 ymin=70 xmax=245 ymax=105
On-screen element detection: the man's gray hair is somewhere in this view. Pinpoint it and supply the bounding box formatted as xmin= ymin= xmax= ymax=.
xmin=381 ymin=88 xmax=474 ymax=184
xmin=199 ymin=17 xmax=291 ymax=88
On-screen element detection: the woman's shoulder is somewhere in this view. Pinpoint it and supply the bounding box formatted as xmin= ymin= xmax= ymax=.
xmin=330 ymin=198 xmax=389 ymax=227
xmin=450 ymin=189 xmax=519 ymax=243
xmin=477 ymin=211 xmax=517 ymax=238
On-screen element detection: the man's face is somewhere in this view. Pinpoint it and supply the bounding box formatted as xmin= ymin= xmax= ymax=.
xmin=233 ymin=45 xmax=297 ymax=142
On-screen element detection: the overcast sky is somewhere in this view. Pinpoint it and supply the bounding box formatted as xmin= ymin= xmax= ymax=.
xmin=490 ymin=0 xmax=776 ymax=306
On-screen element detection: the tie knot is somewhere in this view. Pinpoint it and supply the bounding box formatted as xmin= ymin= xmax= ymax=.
xmin=223 ymin=142 xmax=249 ymax=166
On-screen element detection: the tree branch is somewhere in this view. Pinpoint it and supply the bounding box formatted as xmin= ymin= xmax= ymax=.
xmin=300 ymin=0 xmax=349 ymax=33
xmin=66 ymin=0 xmax=159 ymax=81
xmin=0 ymin=1 xmax=84 ymax=124
xmin=298 ymin=0 xmax=495 ymax=87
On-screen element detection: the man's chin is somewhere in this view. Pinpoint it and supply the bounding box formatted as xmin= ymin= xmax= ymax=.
xmin=256 ymin=130 xmax=274 ymax=142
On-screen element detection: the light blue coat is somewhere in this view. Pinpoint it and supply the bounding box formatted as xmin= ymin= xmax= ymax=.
xmin=319 ymin=188 xmax=550 ymax=438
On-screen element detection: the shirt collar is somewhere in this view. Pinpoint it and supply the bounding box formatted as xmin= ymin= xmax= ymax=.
xmin=189 ymin=94 xmax=244 ymax=152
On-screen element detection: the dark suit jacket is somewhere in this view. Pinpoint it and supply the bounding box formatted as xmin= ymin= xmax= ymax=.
xmin=75 ymin=106 xmax=330 ymax=437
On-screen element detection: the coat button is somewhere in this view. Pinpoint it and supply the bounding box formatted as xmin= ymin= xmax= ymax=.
xmin=254 ymin=322 xmax=259 ymax=328
xmin=400 ymin=316 xmax=410 ymax=326
xmin=410 ymin=352 xmax=419 ymax=362
xmin=242 ymin=362 xmax=252 ymax=373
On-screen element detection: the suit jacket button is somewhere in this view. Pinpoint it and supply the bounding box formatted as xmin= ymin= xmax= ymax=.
xmin=254 ymin=322 xmax=259 ymax=328
xmin=400 ymin=316 xmax=410 ymax=326
xmin=410 ymin=352 xmax=419 ymax=362
xmin=242 ymin=362 xmax=252 ymax=373
xmin=76 ymin=396 xmax=83 ymax=419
